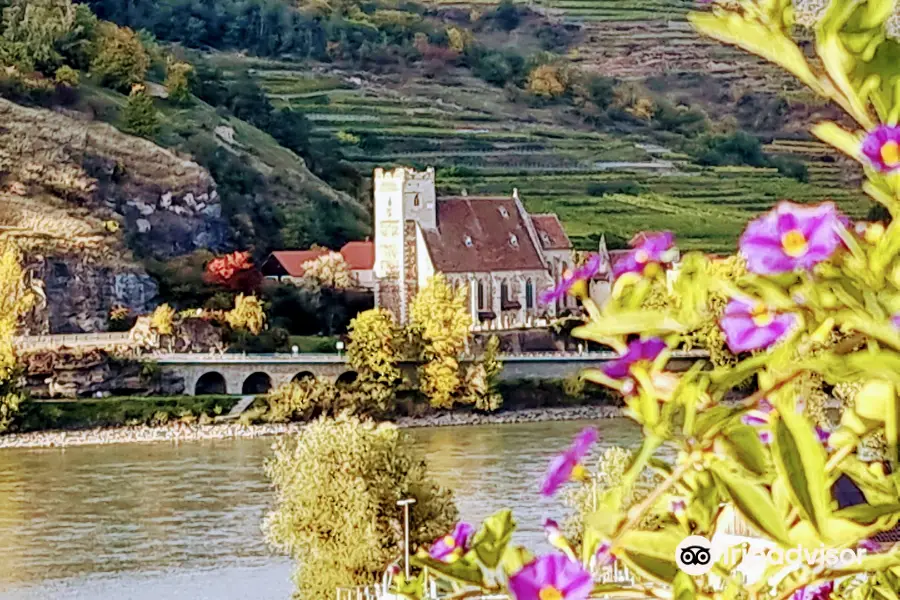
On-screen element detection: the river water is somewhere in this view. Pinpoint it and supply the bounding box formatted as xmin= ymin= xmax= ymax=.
xmin=0 ymin=419 xmax=641 ymax=600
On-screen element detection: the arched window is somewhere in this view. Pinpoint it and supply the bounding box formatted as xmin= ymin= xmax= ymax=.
xmin=477 ymin=280 xmax=486 ymax=309
xmin=413 ymin=193 xmax=420 ymax=207
xmin=526 ymin=279 xmax=534 ymax=309
xmin=501 ymin=280 xmax=509 ymax=305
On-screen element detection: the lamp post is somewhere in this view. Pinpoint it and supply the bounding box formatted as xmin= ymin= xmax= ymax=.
xmin=336 ymin=340 xmax=345 ymax=358
xmin=397 ymin=498 xmax=416 ymax=579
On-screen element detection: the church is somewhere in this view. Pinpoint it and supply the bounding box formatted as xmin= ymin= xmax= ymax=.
xmin=373 ymin=167 xmax=580 ymax=331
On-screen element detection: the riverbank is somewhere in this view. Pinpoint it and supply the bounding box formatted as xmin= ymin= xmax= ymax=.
xmin=0 ymin=404 xmax=624 ymax=449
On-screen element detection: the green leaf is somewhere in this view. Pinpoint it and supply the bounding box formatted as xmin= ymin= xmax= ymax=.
xmin=470 ymin=509 xmax=516 ymax=570
xmin=720 ymin=422 xmax=770 ymax=477
xmin=672 ymin=571 xmax=696 ymax=600
xmin=835 ymin=503 xmax=900 ymax=524
xmin=711 ymin=463 xmax=791 ymax=544
xmin=500 ymin=545 xmax=533 ymax=578
xmin=411 ymin=554 xmax=484 ymax=586
xmin=771 ymin=409 xmax=831 ymax=533
xmin=692 ymin=405 xmax=740 ymax=438
xmin=811 ymin=121 xmax=862 ymax=159
xmin=616 ymin=530 xmax=682 ymax=585
xmin=689 ymin=12 xmax=822 ymax=92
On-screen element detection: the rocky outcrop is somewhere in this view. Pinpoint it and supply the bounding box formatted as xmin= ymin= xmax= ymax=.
xmin=0 ymin=98 xmax=228 ymax=259
xmin=21 ymin=348 xmax=184 ymax=399
xmin=26 ymin=255 xmax=158 ymax=334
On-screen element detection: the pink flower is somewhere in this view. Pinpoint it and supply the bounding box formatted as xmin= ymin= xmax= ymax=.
xmin=509 ymin=554 xmax=593 ymax=600
xmin=612 ymin=231 xmax=675 ymax=278
xmin=862 ymin=125 xmax=900 ymax=172
xmin=594 ymin=540 xmax=615 ymax=566
xmin=540 ymin=428 xmax=599 ymax=497
xmin=719 ymin=298 xmax=798 ymax=352
xmin=793 ymin=581 xmax=833 ymax=600
xmin=892 ymin=314 xmax=900 ymax=329
xmin=858 ymin=539 xmax=880 ymax=553
xmin=741 ymin=398 xmax=775 ymax=444
xmin=739 ymin=202 xmax=844 ymax=274
xmin=601 ymin=338 xmax=667 ymax=395
xmin=429 ymin=522 xmax=474 ymax=562
xmin=539 ymin=255 xmax=601 ymax=305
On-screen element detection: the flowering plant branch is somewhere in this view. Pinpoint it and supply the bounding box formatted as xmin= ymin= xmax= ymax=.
xmin=395 ymin=0 xmax=900 ymax=599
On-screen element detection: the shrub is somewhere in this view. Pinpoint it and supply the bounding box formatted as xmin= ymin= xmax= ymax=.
xmin=486 ymin=0 xmax=521 ymax=31
xmin=586 ymin=180 xmax=643 ymax=196
xmin=54 ymin=65 xmax=79 ymax=86
xmin=164 ymin=58 xmax=193 ymax=105
xmin=526 ymin=64 xmax=568 ymax=98
xmin=225 ymin=294 xmax=266 ymax=335
xmin=121 ymin=84 xmax=159 ymax=138
xmin=89 ymin=22 xmax=149 ymax=91
xmin=263 ymin=416 xmax=458 ymax=599
xmin=347 ymin=308 xmax=402 ymax=411
xmin=263 ymin=379 xmax=336 ymax=422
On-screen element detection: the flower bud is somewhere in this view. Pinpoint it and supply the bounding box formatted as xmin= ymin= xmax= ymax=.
xmin=865 ymin=222 xmax=885 ymax=244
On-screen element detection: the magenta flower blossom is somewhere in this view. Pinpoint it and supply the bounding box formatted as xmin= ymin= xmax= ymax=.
xmin=719 ymin=298 xmax=798 ymax=353
xmin=862 ymin=125 xmax=900 ymax=172
xmin=539 ymin=255 xmax=602 ymax=305
xmin=612 ymin=231 xmax=675 ymax=278
xmin=742 ymin=398 xmax=775 ymax=444
xmin=540 ymin=427 xmax=599 ymax=497
xmin=594 ymin=540 xmax=615 ymax=567
xmin=815 ymin=425 xmax=830 ymax=445
xmin=793 ymin=581 xmax=833 ymax=600
xmin=892 ymin=314 xmax=900 ymax=329
xmin=739 ymin=202 xmax=844 ymax=274
xmin=858 ymin=539 xmax=880 ymax=553
xmin=428 ymin=522 xmax=474 ymax=562
xmin=601 ymin=338 xmax=667 ymax=395
xmin=509 ymin=554 xmax=593 ymax=600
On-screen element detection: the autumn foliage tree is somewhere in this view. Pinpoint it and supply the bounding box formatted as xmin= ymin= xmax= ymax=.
xmin=408 ymin=274 xmax=471 ymax=409
xmin=89 ymin=22 xmax=149 ymax=91
xmin=203 ymin=251 xmax=261 ymax=293
xmin=225 ymin=293 xmax=266 ymax=335
xmin=301 ymin=251 xmax=352 ymax=289
xmin=527 ymin=64 xmax=568 ymax=98
xmin=347 ymin=308 xmax=403 ymax=411
xmin=0 ymin=242 xmax=33 ymax=432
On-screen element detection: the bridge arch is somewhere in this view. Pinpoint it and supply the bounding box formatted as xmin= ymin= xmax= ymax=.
xmin=335 ymin=370 xmax=358 ymax=386
xmin=195 ymin=371 xmax=227 ymax=395
xmin=292 ymin=371 xmax=315 ymax=383
xmin=242 ymin=372 xmax=273 ymax=395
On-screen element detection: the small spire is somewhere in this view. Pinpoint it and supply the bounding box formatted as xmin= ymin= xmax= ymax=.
xmin=512 ymin=187 xmax=519 ymax=200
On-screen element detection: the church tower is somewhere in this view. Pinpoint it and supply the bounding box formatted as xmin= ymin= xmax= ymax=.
xmin=373 ymin=167 xmax=437 ymax=323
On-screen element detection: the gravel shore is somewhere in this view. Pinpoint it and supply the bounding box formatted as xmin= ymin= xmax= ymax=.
xmin=0 ymin=405 xmax=624 ymax=449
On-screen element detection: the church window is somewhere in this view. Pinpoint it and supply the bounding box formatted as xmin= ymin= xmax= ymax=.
xmin=526 ymin=279 xmax=534 ymax=309
xmin=509 ymin=234 xmax=519 ymax=248
xmin=477 ymin=281 xmax=487 ymax=309
xmin=499 ymin=206 xmax=509 ymax=218
xmin=413 ymin=194 xmax=420 ymax=207
xmin=464 ymin=235 xmax=473 ymax=247
xmin=501 ymin=281 xmax=509 ymax=304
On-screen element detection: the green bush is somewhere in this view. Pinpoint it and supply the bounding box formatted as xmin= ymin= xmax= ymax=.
xmin=89 ymin=22 xmax=150 ymax=92
xmin=263 ymin=416 xmax=458 ymax=600
xmin=586 ymin=180 xmax=643 ymax=196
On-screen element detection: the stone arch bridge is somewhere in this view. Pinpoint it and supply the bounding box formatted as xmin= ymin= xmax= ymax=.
xmin=155 ymin=351 xmax=709 ymax=396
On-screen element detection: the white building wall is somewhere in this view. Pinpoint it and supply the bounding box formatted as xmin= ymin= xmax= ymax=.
xmin=415 ymin=225 xmax=435 ymax=290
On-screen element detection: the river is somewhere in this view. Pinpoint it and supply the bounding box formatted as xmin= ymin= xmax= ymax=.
xmin=0 ymin=419 xmax=641 ymax=600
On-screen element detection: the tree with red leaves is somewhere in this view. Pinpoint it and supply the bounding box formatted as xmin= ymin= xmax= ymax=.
xmin=204 ymin=251 xmax=262 ymax=293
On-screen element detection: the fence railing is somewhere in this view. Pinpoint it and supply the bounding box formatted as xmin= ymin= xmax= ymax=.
xmin=14 ymin=332 xmax=132 ymax=350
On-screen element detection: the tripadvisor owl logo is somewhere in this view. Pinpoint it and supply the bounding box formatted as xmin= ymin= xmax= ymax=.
xmin=675 ymin=535 xmax=716 ymax=576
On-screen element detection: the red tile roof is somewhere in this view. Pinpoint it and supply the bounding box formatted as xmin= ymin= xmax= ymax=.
xmin=264 ymin=241 xmax=375 ymax=277
xmin=422 ymin=197 xmax=546 ymax=273
xmin=340 ymin=241 xmax=375 ymax=270
xmin=532 ymin=214 xmax=571 ymax=250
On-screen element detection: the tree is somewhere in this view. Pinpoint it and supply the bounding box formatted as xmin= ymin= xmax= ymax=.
xmin=164 ymin=58 xmax=193 ymax=105
xmin=226 ymin=293 xmax=266 ymax=335
xmin=458 ymin=334 xmax=503 ymax=411
xmin=527 ymin=64 xmax=568 ymax=98
xmin=149 ymin=303 xmax=175 ymax=335
xmin=203 ymin=251 xmax=261 ymax=293
xmin=302 ymin=252 xmax=352 ymax=289
xmin=409 ymin=274 xmax=471 ymax=409
xmin=263 ymin=378 xmax=338 ymax=422
xmin=347 ymin=308 xmax=402 ymax=411
xmin=0 ymin=0 xmax=79 ymax=73
xmin=0 ymin=243 xmax=33 ymax=432
xmin=122 ymin=84 xmax=159 ymax=138
xmin=89 ymin=22 xmax=149 ymax=91
xmin=264 ymin=416 xmax=458 ymax=600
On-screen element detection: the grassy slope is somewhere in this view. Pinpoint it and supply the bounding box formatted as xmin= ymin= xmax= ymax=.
xmin=205 ymin=0 xmax=868 ymax=254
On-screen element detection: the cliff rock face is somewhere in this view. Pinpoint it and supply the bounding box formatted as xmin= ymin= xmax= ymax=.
xmin=21 ymin=349 xmax=185 ymax=399
xmin=0 ymin=99 xmax=228 ymax=259
xmin=0 ymin=99 xmax=228 ymax=332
